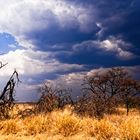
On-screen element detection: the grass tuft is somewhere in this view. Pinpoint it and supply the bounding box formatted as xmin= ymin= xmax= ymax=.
xmin=0 ymin=119 xmax=20 ymax=135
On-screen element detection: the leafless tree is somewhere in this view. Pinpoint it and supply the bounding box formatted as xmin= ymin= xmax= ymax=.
xmin=76 ymin=67 xmax=140 ymax=117
xmin=0 ymin=61 xmax=20 ymax=119
xmin=119 ymin=77 xmax=140 ymax=115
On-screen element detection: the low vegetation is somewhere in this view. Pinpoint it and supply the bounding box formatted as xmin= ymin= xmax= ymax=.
xmin=0 ymin=106 xmax=140 ymax=140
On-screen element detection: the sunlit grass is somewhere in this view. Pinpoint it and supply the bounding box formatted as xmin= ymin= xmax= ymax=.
xmin=0 ymin=105 xmax=140 ymax=140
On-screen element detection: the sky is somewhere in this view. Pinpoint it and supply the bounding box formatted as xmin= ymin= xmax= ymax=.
xmin=0 ymin=0 xmax=140 ymax=102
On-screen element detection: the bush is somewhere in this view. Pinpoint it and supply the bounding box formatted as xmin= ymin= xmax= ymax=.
xmin=34 ymin=83 xmax=74 ymax=114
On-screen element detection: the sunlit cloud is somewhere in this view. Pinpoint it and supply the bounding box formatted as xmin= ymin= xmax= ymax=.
xmin=0 ymin=0 xmax=95 ymax=49
xmin=0 ymin=49 xmax=84 ymax=76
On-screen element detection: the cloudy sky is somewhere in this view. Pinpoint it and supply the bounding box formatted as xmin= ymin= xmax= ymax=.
xmin=0 ymin=0 xmax=140 ymax=102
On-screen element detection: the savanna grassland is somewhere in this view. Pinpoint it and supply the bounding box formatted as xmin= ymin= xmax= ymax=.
xmin=0 ymin=105 xmax=140 ymax=140
xmin=0 ymin=68 xmax=140 ymax=140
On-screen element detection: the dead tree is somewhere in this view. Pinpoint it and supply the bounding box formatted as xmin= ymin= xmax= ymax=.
xmin=0 ymin=66 xmax=20 ymax=119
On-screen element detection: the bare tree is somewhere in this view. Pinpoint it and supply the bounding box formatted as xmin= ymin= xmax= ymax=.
xmin=76 ymin=67 xmax=140 ymax=118
xmin=0 ymin=61 xmax=20 ymax=119
xmin=119 ymin=77 xmax=140 ymax=115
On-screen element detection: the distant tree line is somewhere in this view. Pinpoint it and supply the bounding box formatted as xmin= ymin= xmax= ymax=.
xmin=35 ymin=67 xmax=140 ymax=118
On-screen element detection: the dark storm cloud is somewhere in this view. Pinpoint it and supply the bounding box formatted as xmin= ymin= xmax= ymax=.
xmin=72 ymin=0 xmax=140 ymax=48
xmin=27 ymin=27 xmax=98 ymax=51
xmin=54 ymin=39 xmax=140 ymax=68
xmin=24 ymin=0 xmax=140 ymax=67
xmin=53 ymin=0 xmax=140 ymax=67
xmin=0 ymin=0 xmax=139 ymax=72
xmin=94 ymin=0 xmax=140 ymax=53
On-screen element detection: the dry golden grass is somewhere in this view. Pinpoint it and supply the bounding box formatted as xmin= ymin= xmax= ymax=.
xmin=0 ymin=105 xmax=140 ymax=140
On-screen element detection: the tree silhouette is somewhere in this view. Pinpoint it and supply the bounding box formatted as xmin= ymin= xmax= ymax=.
xmin=77 ymin=67 xmax=140 ymax=117
xmin=119 ymin=76 xmax=140 ymax=115
xmin=0 ymin=61 xmax=20 ymax=119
